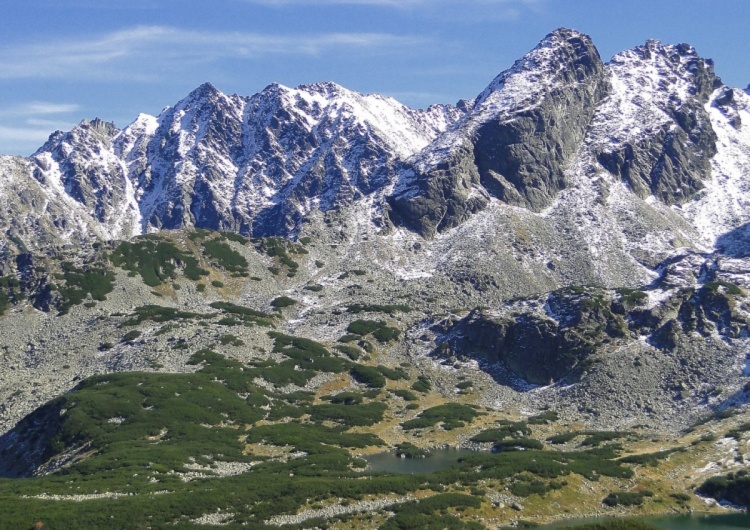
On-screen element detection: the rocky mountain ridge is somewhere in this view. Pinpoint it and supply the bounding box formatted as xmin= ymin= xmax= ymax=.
xmin=0 ymin=29 xmax=747 ymax=266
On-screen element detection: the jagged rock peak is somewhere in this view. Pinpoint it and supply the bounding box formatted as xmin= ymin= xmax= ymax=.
xmin=185 ymin=81 xmax=223 ymax=100
xmin=295 ymin=80 xmax=347 ymax=97
xmin=388 ymin=28 xmax=610 ymax=238
xmin=475 ymin=28 xmax=603 ymax=108
xmin=591 ymin=37 xmax=722 ymax=206
xmin=609 ymin=39 xmax=720 ymax=102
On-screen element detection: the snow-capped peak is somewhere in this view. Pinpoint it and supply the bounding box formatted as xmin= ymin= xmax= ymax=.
xmin=407 ymin=28 xmax=604 ymax=176
xmin=475 ymin=28 xmax=599 ymax=111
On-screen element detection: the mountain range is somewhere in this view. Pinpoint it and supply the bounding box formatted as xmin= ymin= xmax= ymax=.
xmin=0 ymin=28 xmax=749 ymax=528
xmin=0 ymin=29 xmax=747 ymax=265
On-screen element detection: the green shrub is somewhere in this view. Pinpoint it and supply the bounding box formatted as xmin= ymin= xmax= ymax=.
xmin=395 ymin=442 xmax=429 ymax=458
xmin=411 ymin=376 xmax=432 ymax=393
xmin=670 ymin=493 xmax=691 ymax=504
xmin=725 ymin=422 xmax=750 ymax=440
xmin=309 ymin=402 xmax=387 ymax=426
xmin=377 ymin=365 xmax=409 ymax=381
xmin=547 ymin=432 xmax=579 ymax=444
xmin=254 ymin=237 xmax=306 ymax=273
xmin=346 ymin=303 xmax=412 ymax=314
xmin=372 ymin=326 xmax=401 ymax=343
xmin=210 ymin=301 xmax=270 ymax=317
xmin=494 ymin=438 xmax=544 ymax=452
xmin=209 ymin=301 xmax=274 ymax=327
xmin=619 ymin=449 xmax=676 ymax=467
xmin=345 ymin=319 xmax=401 ymax=343
xmin=219 ymin=334 xmax=244 ymax=346
xmin=271 ymin=296 xmax=297 ymax=309
xmin=602 ymin=491 xmax=648 ymax=507
xmin=697 ymin=471 xmax=750 ymax=508
xmin=122 ymin=305 xmax=203 ymax=326
xmin=202 ymin=239 xmax=249 ymax=274
xmin=350 ymin=366 xmax=386 ymax=389
xmin=54 ymin=262 xmax=116 ymax=314
xmin=401 ymin=403 xmax=480 ymax=431
xmin=347 ymin=319 xmax=383 ymax=335
xmin=323 ymin=392 xmax=363 ymax=405
xmin=704 ymin=280 xmax=743 ymax=295
xmin=617 ymin=287 xmax=648 ymax=306
xmin=221 ymin=232 xmax=249 ymax=244
xmin=581 ymin=431 xmax=630 ymax=446
xmin=111 ymin=238 xmax=206 ymax=286
xmin=470 ymin=423 xmax=530 ymax=443
xmin=381 ymin=494 xmax=481 ymax=530
xmin=121 ymin=330 xmax=142 ymax=343
xmin=510 ymin=478 xmax=553 ymax=497
xmin=334 ymin=344 xmax=362 ymax=360
xmin=0 ymin=275 xmax=22 ymax=314
xmin=528 ymin=411 xmax=559 ymax=424
xmin=392 ymin=389 xmax=418 ymax=402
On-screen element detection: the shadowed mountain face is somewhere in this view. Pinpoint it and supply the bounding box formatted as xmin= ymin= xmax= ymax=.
xmin=388 ymin=29 xmax=612 ymax=237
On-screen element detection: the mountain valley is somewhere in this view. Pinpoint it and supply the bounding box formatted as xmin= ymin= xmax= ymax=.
xmin=0 ymin=28 xmax=748 ymax=528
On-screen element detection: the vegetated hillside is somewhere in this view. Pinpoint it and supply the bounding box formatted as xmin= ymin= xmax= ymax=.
xmin=0 ymin=26 xmax=749 ymax=528
xmin=0 ymin=228 xmax=746 ymax=528
xmin=0 ymin=298 xmax=748 ymax=528
xmin=0 ymin=229 xmax=747 ymax=437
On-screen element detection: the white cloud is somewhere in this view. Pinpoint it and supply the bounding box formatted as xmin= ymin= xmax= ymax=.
xmin=0 ymin=102 xmax=81 ymax=154
xmin=0 ymin=102 xmax=81 ymax=117
xmin=0 ymin=26 xmax=430 ymax=81
xmin=244 ymin=0 xmax=543 ymax=21
xmin=0 ymin=125 xmax=59 ymax=144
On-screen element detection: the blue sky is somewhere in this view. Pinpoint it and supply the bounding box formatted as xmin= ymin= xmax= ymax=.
xmin=1 ymin=0 xmax=748 ymax=155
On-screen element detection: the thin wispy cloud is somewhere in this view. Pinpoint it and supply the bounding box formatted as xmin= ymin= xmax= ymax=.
xmin=0 ymin=102 xmax=81 ymax=117
xmin=0 ymin=125 xmax=63 ymax=144
xmin=0 ymin=26 xmax=431 ymax=81
xmin=245 ymin=0 xmax=543 ymax=22
xmin=0 ymin=101 xmax=82 ymax=154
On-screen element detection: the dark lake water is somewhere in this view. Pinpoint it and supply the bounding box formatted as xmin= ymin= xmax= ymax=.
xmin=645 ymin=514 xmax=750 ymax=529
xmin=363 ymin=450 xmax=750 ymax=529
xmin=544 ymin=513 xmax=750 ymax=528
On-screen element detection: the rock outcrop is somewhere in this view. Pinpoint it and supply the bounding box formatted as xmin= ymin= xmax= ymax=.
xmin=389 ymin=29 xmax=611 ymax=238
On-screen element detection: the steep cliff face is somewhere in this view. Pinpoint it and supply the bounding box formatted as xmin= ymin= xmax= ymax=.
xmin=388 ymin=29 xmax=611 ymax=238
xmin=592 ymin=41 xmax=721 ymax=205
xmin=437 ymin=287 xmax=630 ymax=385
